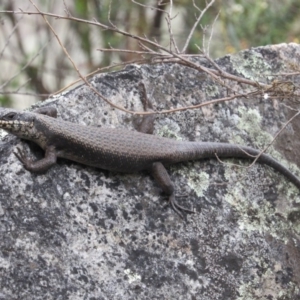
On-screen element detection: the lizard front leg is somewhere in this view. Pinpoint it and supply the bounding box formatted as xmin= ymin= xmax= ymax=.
xmin=14 ymin=145 xmax=57 ymax=173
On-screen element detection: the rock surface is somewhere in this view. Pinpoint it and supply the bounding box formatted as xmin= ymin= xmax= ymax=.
xmin=1 ymin=43 xmax=300 ymax=299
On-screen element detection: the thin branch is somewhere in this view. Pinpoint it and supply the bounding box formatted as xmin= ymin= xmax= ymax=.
xmin=0 ymin=8 xmax=268 ymax=89
xmin=53 ymin=58 xmax=150 ymax=95
xmin=133 ymin=0 xmax=180 ymax=52
xmin=98 ymin=48 xmax=161 ymax=56
xmin=107 ymin=0 xmax=117 ymax=29
xmin=195 ymin=44 xmax=223 ymax=73
xmin=0 ymin=13 xmax=24 ymax=59
xmin=271 ymin=72 xmax=300 ymax=76
xmin=10 ymin=77 xmax=32 ymax=92
xmin=28 ymin=0 xmax=134 ymax=114
xmin=62 ymin=0 xmax=72 ymax=17
xmin=215 ymin=110 xmax=300 ymax=170
xmin=0 ymin=91 xmax=50 ymax=97
xmin=25 ymin=1 xmax=268 ymax=116
xmin=137 ymin=41 xmax=159 ymax=54
xmin=206 ymin=11 xmax=219 ymax=55
xmin=166 ymin=0 xmax=180 ymax=53
xmin=246 ymin=110 xmax=300 ymax=169
xmin=141 ymin=89 xmax=262 ymax=115
xmin=0 ymin=38 xmax=51 ymax=89
xmin=131 ymin=0 xmax=168 ymax=14
xmin=193 ymin=44 xmax=241 ymax=93
xmin=181 ymin=0 xmax=215 ymax=53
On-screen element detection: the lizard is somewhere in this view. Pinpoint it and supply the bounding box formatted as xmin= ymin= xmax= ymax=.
xmin=0 ymin=106 xmax=300 ymax=217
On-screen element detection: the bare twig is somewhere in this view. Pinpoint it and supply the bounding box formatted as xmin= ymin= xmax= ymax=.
xmin=133 ymin=0 xmax=180 ymax=53
xmin=166 ymin=0 xmax=180 ymax=53
xmin=3 ymin=2 xmax=292 ymax=118
xmin=137 ymin=41 xmax=160 ymax=54
xmin=131 ymin=0 xmax=168 ymax=14
xmin=98 ymin=48 xmax=161 ymax=56
xmin=0 ymin=91 xmax=51 ymax=97
xmin=4 ymin=0 xmax=268 ymax=115
xmin=107 ymin=0 xmax=117 ymax=29
xmin=271 ymin=72 xmax=300 ymax=76
xmin=28 ymin=0 xmax=134 ymax=114
xmin=195 ymin=45 xmax=221 ymax=72
xmin=54 ymin=58 xmax=150 ymax=95
xmin=215 ymin=110 xmax=300 ymax=169
xmin=182 ymin=0 xmax=215 ymax=53
xmin=62 ymin=0 xmax=72 ymax=17
xmin=0 ymin=38 xmax=51 ymax=90
xmin=247 ymin=110 xmax=300 ymax=168
xmin=205 ymin=11 xmax=219 ymax=55
xmin=0 ymin=13 xmax=24 ymax=59
xmin=0 ymin=8 xmax=269 ymax=89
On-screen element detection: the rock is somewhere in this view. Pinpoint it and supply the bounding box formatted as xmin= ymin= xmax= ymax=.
xmin=0 ymin=43 xmax=300 ymax=299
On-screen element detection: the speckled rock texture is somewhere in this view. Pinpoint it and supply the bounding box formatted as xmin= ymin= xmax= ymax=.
xmin=1 ymin=43 xmax=300 ymax=300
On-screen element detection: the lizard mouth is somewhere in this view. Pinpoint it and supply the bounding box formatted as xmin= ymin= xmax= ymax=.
xmin=0 ymin=120 xmax=32 ymax=131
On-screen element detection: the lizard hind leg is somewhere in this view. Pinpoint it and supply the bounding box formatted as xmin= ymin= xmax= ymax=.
xmin=151 ymin=162 xmax=194 ymax=218
xmin=136 ymin=83 xmax=194 ymax=217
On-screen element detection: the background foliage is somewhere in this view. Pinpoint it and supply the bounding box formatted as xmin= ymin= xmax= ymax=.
xmin=0 ymin=0 xmax=300 ymax=107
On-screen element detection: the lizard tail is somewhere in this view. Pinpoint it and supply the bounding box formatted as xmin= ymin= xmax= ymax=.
xmin=175 ymin=142 xmax=300 ymax=189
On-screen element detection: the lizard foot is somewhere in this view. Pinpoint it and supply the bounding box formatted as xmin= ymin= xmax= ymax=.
xmin=169 ymin=194 xmax=194 ymax=219
xmin=14 ymin=147 xmax=32 ymax=170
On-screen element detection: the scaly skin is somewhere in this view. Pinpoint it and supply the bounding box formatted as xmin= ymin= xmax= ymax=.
xmin=0 ymin=107 xmax=299 ymax=217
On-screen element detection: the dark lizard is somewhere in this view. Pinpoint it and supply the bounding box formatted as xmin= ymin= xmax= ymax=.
xmin=0 ymin=106 xmax=300 ymax=217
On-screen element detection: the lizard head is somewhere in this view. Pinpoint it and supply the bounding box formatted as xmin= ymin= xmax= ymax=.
xmin=0 ymin=109 xmax=38 ymax=140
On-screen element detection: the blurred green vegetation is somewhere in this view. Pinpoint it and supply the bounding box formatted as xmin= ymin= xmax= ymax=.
xmin=216 ymin=0 xmax=300 ymax=54
xmin=0 ymin=0 xmax=300 ymax=107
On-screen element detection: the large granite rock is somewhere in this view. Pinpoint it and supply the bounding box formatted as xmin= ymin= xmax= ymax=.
xmin=0 ymin=43 xmax=300 ymax=299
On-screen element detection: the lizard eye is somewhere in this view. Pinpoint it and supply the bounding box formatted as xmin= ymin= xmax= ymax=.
xmin=3 ymin=112 xmax=17 ymax=121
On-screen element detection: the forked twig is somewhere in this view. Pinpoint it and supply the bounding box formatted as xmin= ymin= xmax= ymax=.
xmin=182 ymin=0 xmax=215 ymax=53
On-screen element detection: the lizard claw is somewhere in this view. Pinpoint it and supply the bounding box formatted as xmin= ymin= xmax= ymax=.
xmin=14 ymin=147 xmax=25 ymax=163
